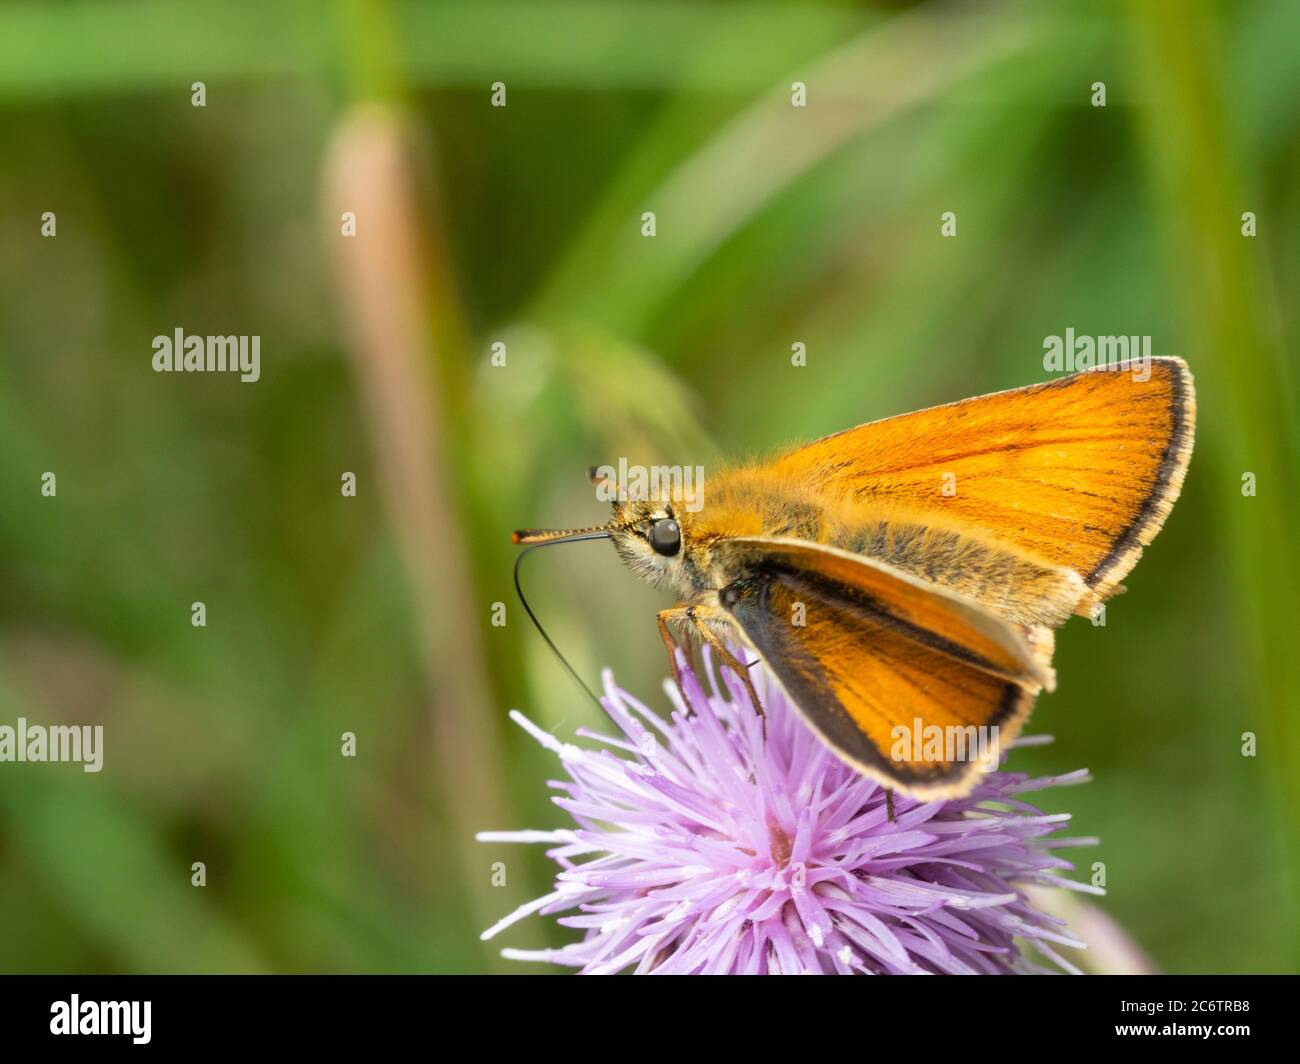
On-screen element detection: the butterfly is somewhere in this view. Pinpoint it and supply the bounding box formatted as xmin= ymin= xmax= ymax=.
xmin=514 ymin=357 xmax=1195 ymax=798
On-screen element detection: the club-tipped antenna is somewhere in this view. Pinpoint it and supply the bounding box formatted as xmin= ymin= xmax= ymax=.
xmin=512 ymin=522 xmax=613 ymax=545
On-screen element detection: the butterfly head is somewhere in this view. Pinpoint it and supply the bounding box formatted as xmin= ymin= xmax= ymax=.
xmin=605 ymin=498 xmax=697 ymax=592
xmin=512 ymin=468 xmax=710 ymax=595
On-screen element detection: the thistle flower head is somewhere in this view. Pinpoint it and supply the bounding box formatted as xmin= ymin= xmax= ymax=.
xmin=479 ymin=652 xmax=1099 ymax=974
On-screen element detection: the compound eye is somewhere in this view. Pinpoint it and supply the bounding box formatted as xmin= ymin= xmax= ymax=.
xmin=648 ymin=518 xmax=681 ymax=557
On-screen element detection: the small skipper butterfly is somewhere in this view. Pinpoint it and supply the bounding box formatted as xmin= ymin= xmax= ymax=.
xmin=514 ymin=358 xmax=1195 ymax=798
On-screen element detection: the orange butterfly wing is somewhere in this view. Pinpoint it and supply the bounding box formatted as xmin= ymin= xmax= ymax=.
xmin=715 ymin=538 xmax=1043 ymax=798
xmin=770 ymin=357 xmax=1195 ymax=601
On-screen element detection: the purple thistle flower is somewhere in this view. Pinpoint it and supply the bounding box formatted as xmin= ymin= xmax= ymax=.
xmin=479 ymin=650 xmax=1100 ymax=974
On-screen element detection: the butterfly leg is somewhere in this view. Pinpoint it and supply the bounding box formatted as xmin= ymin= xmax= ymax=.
xmin=658 ymin=604 xmax=764 ymax=718
xmin=657 ymin=607 xmax=697 ymax=708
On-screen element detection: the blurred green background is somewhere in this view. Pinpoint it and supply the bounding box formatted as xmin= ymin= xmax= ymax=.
xmin=1 ymin=0 xmax=1297 ymax=974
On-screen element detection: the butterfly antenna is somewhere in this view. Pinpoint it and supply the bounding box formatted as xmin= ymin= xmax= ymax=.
xmin=512 ymin=531 xmax=613 ymax=718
